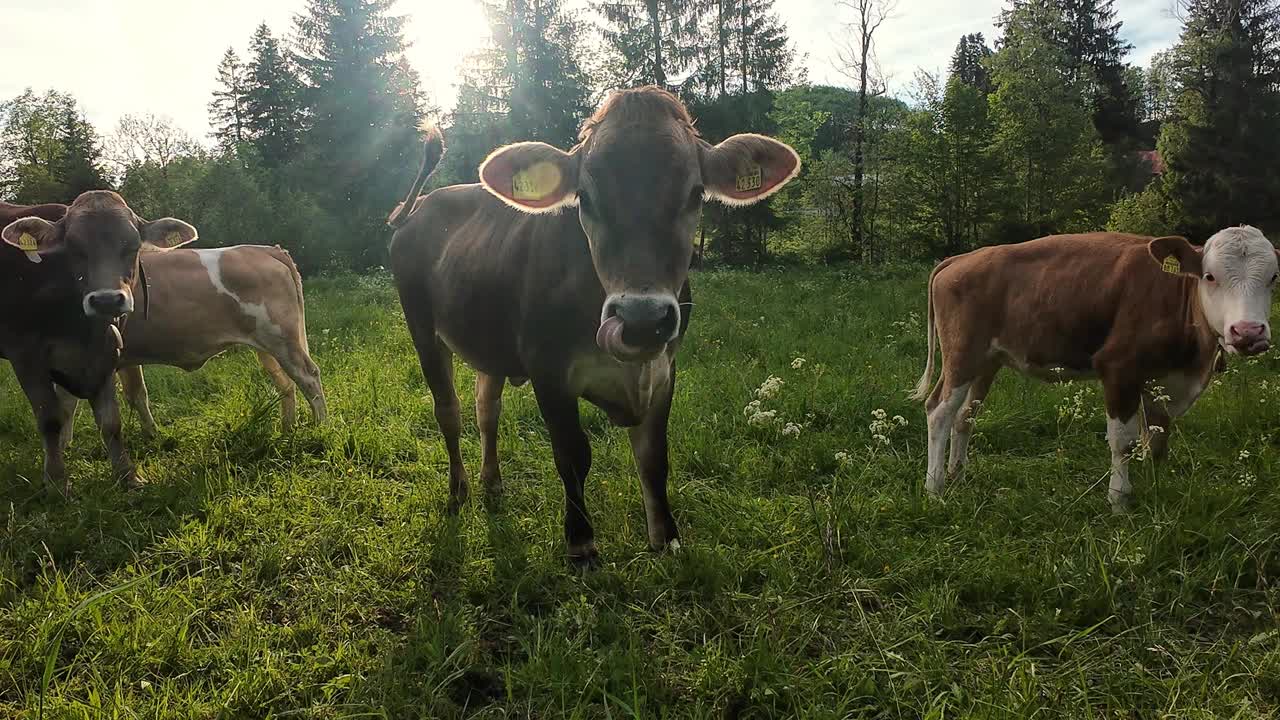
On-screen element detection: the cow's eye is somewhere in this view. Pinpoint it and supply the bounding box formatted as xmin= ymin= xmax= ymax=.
xmin=1203 ymin=273 xmax=1216 ymax=283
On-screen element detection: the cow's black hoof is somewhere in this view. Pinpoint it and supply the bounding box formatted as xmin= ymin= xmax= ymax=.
xmin=567 ymin=544 xmax=601 ymax=570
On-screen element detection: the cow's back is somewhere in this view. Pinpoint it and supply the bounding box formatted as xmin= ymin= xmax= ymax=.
xmin=121 ymin=245 xmax=305 ymax=369
xmin=933 ymin=233 xmax=1196 ymax=374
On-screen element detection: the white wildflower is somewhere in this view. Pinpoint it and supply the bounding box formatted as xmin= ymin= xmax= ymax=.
xmin=835 ymin=451 xmax=851 ymax=464
xmin=756 ymin=375 xmax=785 ymax=400
xmin=1147 ymin=425 xmax=1165 ymax=434
xmin=748 ymin=410 xmax=778 ymax=427
xmin=893 ymin=415 xmax=908 ymax=427
xmin=743 ymin=399 xmax=761 ymax=417
xmin=782 ymin=422 xmax=802 ymax=437
xmin=871 ymin=408 xmax=887 ymax=421
xmin=791 ymin=357 xmax=807 ymax=369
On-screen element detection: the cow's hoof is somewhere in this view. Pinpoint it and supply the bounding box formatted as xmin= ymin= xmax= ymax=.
xmin=1108 ymin=492 xmax=1134 ymax=515
xmin=649 ymin=536 xmax=681 ymax=553
xmin=445 ymin=494 xmax=467 ymax=516
xmin=567 ymin=543 xmax=601 ymax=571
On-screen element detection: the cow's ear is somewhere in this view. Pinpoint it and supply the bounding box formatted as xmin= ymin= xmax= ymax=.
xmin=138 ymin=218 xmax=198 ymax=249
xmin=479 ymin=142 xmax=579 ymax=213
xmin=701 ymin=134 xmax=801 ymax=206
xmin=1149 ymin=235 xmax=1204 ymax=278
xmin=2 ymin=216 xmax=60 ymax=263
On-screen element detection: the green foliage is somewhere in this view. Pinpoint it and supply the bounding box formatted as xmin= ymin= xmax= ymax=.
xmin=988 ymin=1 xmax=1111 ymax=239
xmin=0 ymin=89 xmax=108 ymax=203
xmin=208 ymin=48 xmax=249 ymax=151
xmin=1158 ymin=0 xmax=1280 ymax=238
xmin=245 ymin=24 xmax=306 ymax=172
xmin=5 ymin=270 xmax=1280 ymax=717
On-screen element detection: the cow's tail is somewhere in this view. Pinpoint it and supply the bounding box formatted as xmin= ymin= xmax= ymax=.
xmin=387 ymin=125 xmax=446 ymax=230
xmin=266 ymin=246 xmax=311 ymax=355
xmin=910 ymin=258 xmax=950 ymax=402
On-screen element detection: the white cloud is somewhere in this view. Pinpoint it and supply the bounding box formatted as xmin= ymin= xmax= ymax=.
xmin=0 ymin=0 xmax=1184 ymax=140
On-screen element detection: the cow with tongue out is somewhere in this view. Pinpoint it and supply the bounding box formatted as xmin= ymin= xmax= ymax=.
xmin=388 ymin=86 xmax=800 ymax=567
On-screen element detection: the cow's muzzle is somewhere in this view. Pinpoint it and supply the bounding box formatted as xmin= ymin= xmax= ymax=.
xmin=83 ymin=289 xmax=133 ymax=318
xmin=1228 ymin=320 xmax=1270 ymax=355
xmin=597 ymin=293 xmax=680 ymax=362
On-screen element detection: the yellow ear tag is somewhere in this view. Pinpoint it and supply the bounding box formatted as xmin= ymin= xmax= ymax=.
xmin=164 ymin=231 xmax=181 ymax=247
xmin=16 ymin=232 xmax=39 ymax=252
xmin=736 ymin=166 xmax=763 ymax=193
xmin=1162 ymin=255 xmax=1181 ymax=274
xmin=512 ymin=161 xmax=562 ymax=201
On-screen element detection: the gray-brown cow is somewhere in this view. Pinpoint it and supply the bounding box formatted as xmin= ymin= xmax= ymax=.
xmin=388 ymin=87 xmax=800 ymax=566
xmin=1 ymin=191 xmax=197 ymax=493
xmin=913 ymin=228 xmax=1279 ymax=511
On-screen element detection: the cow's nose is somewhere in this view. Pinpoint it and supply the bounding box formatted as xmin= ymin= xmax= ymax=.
xmin=1229 ymin=321 xmax=1270 ymax=354
xmin=84 ymin=290 xmax=131 ymax=317
xmin=608 ymin=294 xmax=680 ymax=348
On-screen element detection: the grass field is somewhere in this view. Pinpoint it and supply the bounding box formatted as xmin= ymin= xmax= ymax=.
xmin=3 ymin=267 xmax=1280 ymax=718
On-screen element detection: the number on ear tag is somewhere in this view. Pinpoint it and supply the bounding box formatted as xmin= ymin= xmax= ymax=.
xmin=164 ymin=231 xmax=181 ymax=247
xmin=512 ymin=162 xmax=562 ymax=201
xmin=1162 ymin=256 xmax=1180 ymax=274
xmin=16 ymin=232 xmax=38 ymax=252
xmin=736 ymin=166 xmax=763 ymax=192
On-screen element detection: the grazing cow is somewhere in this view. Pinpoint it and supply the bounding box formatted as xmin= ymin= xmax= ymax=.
xmin=1 ymin=191 xmax=197 ymax=493
xmin=56 ymin=245 xmax=327 ymax=437
xmin=388 ymin=87 xmax=800 ymax=566
xmin=913 ymin=228 xmax=1280 ymax=511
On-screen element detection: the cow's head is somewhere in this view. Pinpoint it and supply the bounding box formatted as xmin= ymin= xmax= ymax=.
xmin=1150 ymin=226 xmax=1280 ymax=355
xmin=1 ymin=191 xmax=197 ymax=319
xmin=478 ymin=86 xmax=800 ymax=362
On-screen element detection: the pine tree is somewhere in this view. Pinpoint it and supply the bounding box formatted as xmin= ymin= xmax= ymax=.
xmin=209 ymin=47 xmax=249 ymax=151
xmin=1160 ymin=0 xmax=1280 ymax=235
xmin=989 ymin=0 xmax=1110 ymax=238
xmin=245 ymin=25 xmax=305 ymax=171
xmin=596 ymin=0 xmax=699 ymax=88
xmin=949 ymin=33 xmax=993 ymax=92
xmin=292 ymin=0 xmax=424 ymax=266
xmin=53 ymin=100 xmax=108 ymax=199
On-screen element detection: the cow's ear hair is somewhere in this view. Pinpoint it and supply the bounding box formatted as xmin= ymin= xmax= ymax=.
xmin=1148 ymin=235 xmax=1203 ymax=278
xmin=700 ymin=134 xmax=801 ymax=207
xmin=2 ymin=216 xmax=60 ymax=263
xmin=479 ymin=142 xmax=579 ymax=213
xmin=138 ymin=218 xmax=198 ymax=249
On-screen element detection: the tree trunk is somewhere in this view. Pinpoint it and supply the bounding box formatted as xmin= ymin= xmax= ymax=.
xmin=647 ymin=0 xmax=665 ymax=87
xmin=718 ymin=0 xmax=727 ymax=97
xmin=852 ymin=36 xmax=868 ymax=262
xmin=741 ymin=0 xmax=749 ymax=95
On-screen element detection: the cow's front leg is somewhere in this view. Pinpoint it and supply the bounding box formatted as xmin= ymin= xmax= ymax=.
xmin=1101 ymin=373 xmax=1142 ymax=513
xmin=89 ymin=378 xmax=141 ymax=489
xmin=12 ymin=363 xmax=72 ymax=495
xmin=533 ymin=384 xmax=596 ymax=568
xmin=54 ymin=385 xmax=80 ymax=453
xmin=627 ymin=367 xmax=679 ymax=552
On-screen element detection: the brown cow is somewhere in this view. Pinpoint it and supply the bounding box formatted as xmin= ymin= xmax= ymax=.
xmin=913 ymin=228 xmax=1280 ymax=511
xmin=388 ymin=87 xmax=800 ymax=566
xmin=52 ymin=245 xmax=327 ymax=439
xmin=1 ymin=191 xmax=197 ymax=493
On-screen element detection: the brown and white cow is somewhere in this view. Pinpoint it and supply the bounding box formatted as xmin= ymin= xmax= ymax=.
xmin=54 ymin=245 xmax=327 ymax=439
xmin=1 ymin=191 xmax=197 ymax=493
xmin=388 ymin=86 xmax=800 ymax=566
xmin=913 ymin=228 xmax=1280 ymax=511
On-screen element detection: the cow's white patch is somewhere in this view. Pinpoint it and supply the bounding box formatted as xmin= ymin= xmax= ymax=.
xmin=198 ymin=248 xmax=284 ymax=338
xmin=569 ymin=348 xmax=674 ymax=424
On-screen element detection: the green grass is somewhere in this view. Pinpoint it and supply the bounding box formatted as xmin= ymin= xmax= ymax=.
xmin=3 ymin=267 xmax=1280 ymax=718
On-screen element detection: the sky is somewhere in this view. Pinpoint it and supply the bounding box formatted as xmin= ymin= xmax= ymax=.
xmin=0 ymin=0 xmax=1183 ymax=142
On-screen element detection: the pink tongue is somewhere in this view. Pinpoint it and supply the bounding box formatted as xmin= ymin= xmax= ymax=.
xmin=596 ymin=315 xmax=625 ymax=354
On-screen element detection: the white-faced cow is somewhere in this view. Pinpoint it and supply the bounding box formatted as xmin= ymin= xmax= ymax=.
xmin=52 ymin=245 xmax=327 ymax=439
xmin=0 ymin=191 xmax=197 ymax=493
xmin=387 ymin=86 xmax=800 ymax=566
xmin=913 ymin=228 xmax=1279 ymax=511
